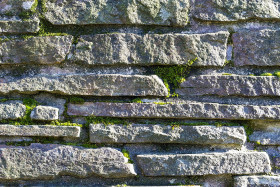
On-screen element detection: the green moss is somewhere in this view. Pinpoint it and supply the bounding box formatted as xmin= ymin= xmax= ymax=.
xmin=86 ymin=116 xmax=130 ymax=127
xmin=47 ymin=120 xmax=83 ymax=127
xmin=132 ymin=98 xmax=143 ymax=104
xmin=260 ymin=73 xmax=273 ymax=76
xmin=122 ymin=149 xmax=134 ymax=164
xmin=243 ymin=124 xmax=254 ymax=142
xmin=19 ymin=0 xmax=38 ymax=20
xmin=224 ymin=60 xmax=233 ymax=67
xmin=249 ymin=74 xmax=255 ymax=76
xmin=222 ymin=73 xmax=232 ymax=75
xmin=0 ymin=99 xmax=8 ymax=102
xmin=274 ymin=71 xmax=280 ymax=78
xmin=154 ymin=58 xmax=197 ymax=97
xmin=17 ymin=98 xmax=39 ymax=125
xmin=69 ymin=97 xmax=85 ymax=104
xmin=153 ymin=102 xmax=173 ymax=105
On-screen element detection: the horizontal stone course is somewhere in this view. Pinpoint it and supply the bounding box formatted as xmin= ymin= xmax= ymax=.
xmin=72 ymin=32 xmax=229 ymax=66
xmin=0 ymin=36 xmax=73 ymax=64
xmin=250 ymin=129 xmax=280 ymax=145
xmin=193 ymin=0 xmax=280 ymax=22
xmin=0 ymin=17 xmax=40 ymax=34
xmin=0 ymin=145 xmax=136 ymax=179
xmin=234 ymin=176 xmax=280 ymax=187
xmin=0 ymin=125 xmax=80 ymax=138
xmin=31 ymin=106 xmax=59 ymax=121
xmin=44 ymin=0 xmax=189 ymax=26
xmin=233 ymin=29 xmax=280 ymax=66
xmin=0 ymin=74 xmax=168 ymax=96
xmin=137 ymin=152 xmax=271 ymax=176
xmin=67 ymin=102 xmax=280 ymax=120
xmin=0 ymin=101 xmax=26 ymax=120
xmin=89 ymin=124 xmax=246 ymax=146
xmin=178 ymin=75 xmax=280 ymax=97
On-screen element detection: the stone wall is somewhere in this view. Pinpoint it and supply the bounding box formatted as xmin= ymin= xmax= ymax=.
xmin=1 ymin=0 xmax=280 ymax=186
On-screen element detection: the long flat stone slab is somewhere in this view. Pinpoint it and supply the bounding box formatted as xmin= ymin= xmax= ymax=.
xmin=178 ymin=75 xmax=280 ymax=97
xmin=67 ymin=102 xmax=280 ymax=120
xmin=0 ymin=125 xmax=80 ymax=138
xmin=193 ymin=0 xmax=280 ymax=22
xmin=89 ymin=124 xmax=246 ymax=146
xmin=0 ymin=101 xmax=26 ymax=120
xmin=44 ymin=0 xmax=189 ymax=26
xmin=0 ymin=36 xmax=73 ymax=64
xmin=0 ymin=145 xmax=136 ymax=179
xmin=250 ymin=129 xmax=280 ymax=145
xmin=137 ymin=152 xmax=271 ymax=176
xmin=0 ymin=74 xmax=168 ymax=96
xmin=233 ymin=29 xmax=280 ymax=66
xmin=0 ymin=17 xmax=40 ymax=34
xmin=72 ymin=32 xmax=229 ymax=66
xmin=234 ymin=176 xmax=280 ymax=187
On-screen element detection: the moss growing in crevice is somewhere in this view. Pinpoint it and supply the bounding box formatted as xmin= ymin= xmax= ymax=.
xmin=85 ymin=116 xmax=131 ymax=127
xmin=69 ymin=97 xmax=85 ymax=104
xmin=122 ymin=149 xmax=134 ymax=164
xmin=154 ymin=58 xmax=197 ymax=97
xmin=19 ymin=0 xmax=38 ymax=20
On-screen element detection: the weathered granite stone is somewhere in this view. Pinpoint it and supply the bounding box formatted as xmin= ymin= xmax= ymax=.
xmin=31 ymin=106 xmax=59 ymax=121
xmin=0 ymin=144 xmax=137 ymax=179
xmin=178 ymin=75 xmax=280 ymax=97
xmin=250 ymin=129 xmax=280 ymax=145
xmin=233 ymin=29 xmax=280 ymax=66
xmin=89 ymin=124 xmax=246 ymax=145
xmin=0 ymin=36 xmax=73 ymax=65
xmin=193 ymin=0 xmax=280 ymax=22
xmin=0 ymin=101 xmax=26 ymax=120
xmin=0 ymin=125 xmax=80 ymax=138
xmin=0 ymin=74 xmax=168 ymax=96
xmin=0 ymin=0 xmax=36 ymax=15
xmin=72 ymin=32 xmax=229 ymax=66
xmin=137 ymin=152 xmax=271 ymax=176
xmin=0 ymin=17 xmax=40 ymax=33
xmin=234 ymin=176 xmax=280 ymax=187
xmin=67 ymin=102 xmax=280 ymax=120
xmin=44 ymin=0 xmax=189 ymax=26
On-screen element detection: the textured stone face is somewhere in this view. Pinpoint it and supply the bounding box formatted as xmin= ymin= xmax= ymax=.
xmin=234 ymin=176 xmax=280 ymax=187
xmin=0 ymin=145 xmax=137 ymax=179
xmin=193 ymin=0 xmax=280 ymax=22
xmin=0 ymin=18 xmax=40 ymax=34
xmin=0 ymin=125 xmax=80 ymax=138
xmin=0 ymin=0 xmax=36 ymax=15
xmin=72 ymin=32 xmax=229 ymax=66
xmin=67 ymin=102 xmax=280 ymax=120
xmin=233 ymin=29 xmax=280 ymax=66
xmin=44 ymin=0 xmax=190 ymax=26
xmin=31 ymin=106 xmax=59 ymax=121
xmin=89 ymin=124 xmax=246 ymax=146
xmin=250 ymin=129 xmax=280 ymax=145
xmin=178 ymin=75 xmax=280 ymax=97
xmin=137 ymin=152 xmax=271 ymax=176
xmin=0 ymin=36 xmax=73 ymax=64
xmin=0 ymin=101 xmax=26 ymax=120
xmin=0 ymin=74 xmax=168 ymax=96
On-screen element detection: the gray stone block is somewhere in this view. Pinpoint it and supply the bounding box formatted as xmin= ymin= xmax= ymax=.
xmin=72 ymin=32 xmax=229 ymax=66
xmin=137 ymin=152 xmax=271 ymax=176
xmin=0 ymin=101 xmax=26 ymax=120
xmin=234 ymin=176 xmax=280 ymax=187
xmin=0 ymin=144 xmax=137 ymax=179
xmin=89 ymin=124 xmax=246 ymax=146
xmin=31 ymin=106 xmax=59 ymax=121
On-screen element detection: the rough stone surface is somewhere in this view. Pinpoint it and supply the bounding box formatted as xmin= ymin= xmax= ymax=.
xmin=178 ymin=75 xmax=280 ymax=97
xmin=72 ymin=32 xmax=229 ymax=66
xmin=137 ymin=152 xmax=271 ymax=176
xmin=0 ymin=125 xmax=80 ymax=138
xmin=0 ymin=0 xmax=36 ymax=15
xmin=0 ymin=144 xmax=136 ymax=179
xmin=0 ymin=36 xmax=73 ymax=65
xmin=193 ymin=0 xmax=280 ymax=22
xmin=250 ymin=129 xmax=280 ymax=145
xmin=234 ymin=176 xmax=280 ymax=187
xmin=0 ymin=101 xmax=26 ymax=120
xmin=89 ymin=124 xmax=246 ymax=145
xmin=0 ymin=17 xmax=40 ymax=34
xmin=68 ymin=102 xmax=280 ymax=120
xmin=44 ymin=0 xmax=189 ymax=26
xmin=233 ymin=29 xmax=280 ymax=66
xmin=0 ymin=74 xmax=168 ymax=96
xmin=31 ymin=106 xmax=59 ymax=121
